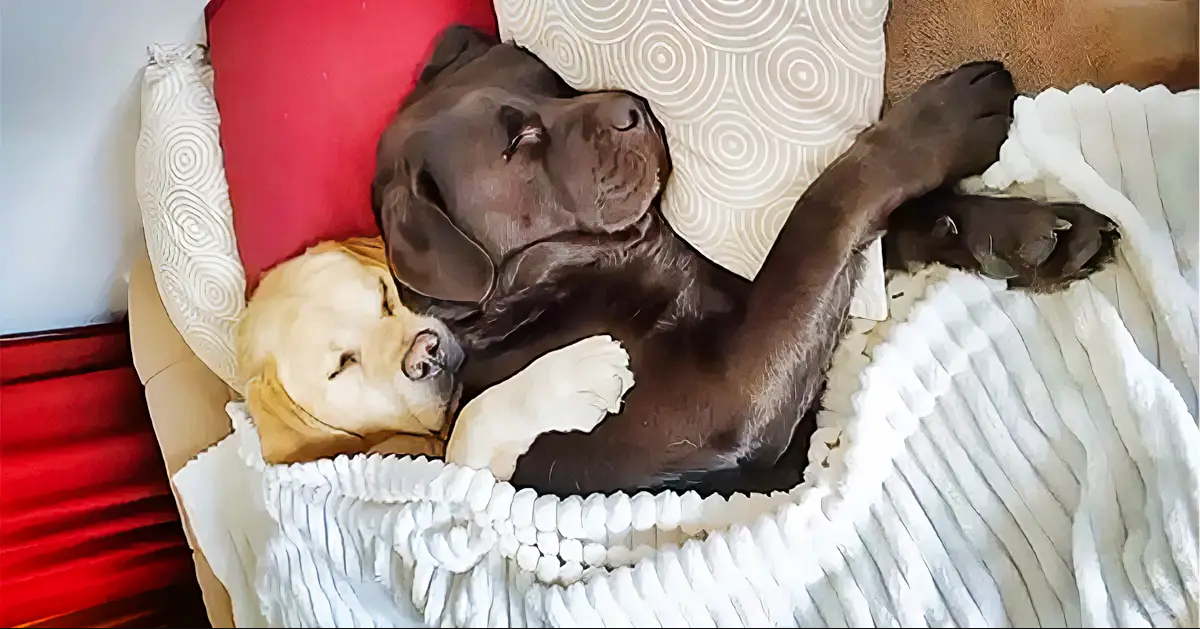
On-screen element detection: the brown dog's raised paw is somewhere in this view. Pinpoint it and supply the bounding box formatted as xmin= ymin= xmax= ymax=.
xmin=888 ymin=191 xmax=1120 ymax=292
xmin=868 ymin=61 xmax=1016 ymax=196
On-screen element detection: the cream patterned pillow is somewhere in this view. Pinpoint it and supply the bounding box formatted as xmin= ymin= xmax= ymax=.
xmin=135 ymin=44 xmax=245 ymax=392
xmin=495 ymin=0 xmax=890 ymax=319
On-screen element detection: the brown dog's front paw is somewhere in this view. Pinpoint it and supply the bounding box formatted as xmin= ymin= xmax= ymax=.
xmin=867 ymin=61 xmax=1016 ymax=195
xmin=888 ymin=191 xmax=1120 ymax=292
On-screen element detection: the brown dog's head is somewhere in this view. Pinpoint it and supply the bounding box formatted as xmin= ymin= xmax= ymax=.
xmin=373 ymin=26 xmax=670 ymax=306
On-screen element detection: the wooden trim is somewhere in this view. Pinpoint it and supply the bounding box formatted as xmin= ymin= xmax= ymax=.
xmin=0 ymin=319 xmax=132 ymax=384
xmin=0 ymin=318 xmax=129 ymax=344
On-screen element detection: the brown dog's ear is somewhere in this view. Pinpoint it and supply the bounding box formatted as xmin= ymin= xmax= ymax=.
xmin=378 ymin=166 xmax=495 ymax=303
xmin=246 ymin=359 xmax=364 ymax=465
xmin=417 ymin=25 xmax=498 ymax=87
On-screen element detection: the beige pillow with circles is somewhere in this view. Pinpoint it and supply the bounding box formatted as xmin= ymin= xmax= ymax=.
xmin=495 ymin=0 xmax=890 ymax=320
xmin=135 ymin=44 xmax=246 ymax=392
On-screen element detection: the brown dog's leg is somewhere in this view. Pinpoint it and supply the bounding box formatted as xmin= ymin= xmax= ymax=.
xmin=713 ymin=62 xmax=1018 ymax=468
xmin=732 ymin=62 xmax=1019 ymax=350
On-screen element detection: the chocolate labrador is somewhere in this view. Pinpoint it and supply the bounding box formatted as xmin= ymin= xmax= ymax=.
xmin=372 ymin=26 xmax=1118 ymax=496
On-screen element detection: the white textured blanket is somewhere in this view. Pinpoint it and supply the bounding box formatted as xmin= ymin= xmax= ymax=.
xmin=175 ymin=84 xmax=1199 ymax=628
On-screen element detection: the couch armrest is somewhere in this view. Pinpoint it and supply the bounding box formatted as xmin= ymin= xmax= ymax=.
xmin=128 ymin=252 xmax=238 ymax=628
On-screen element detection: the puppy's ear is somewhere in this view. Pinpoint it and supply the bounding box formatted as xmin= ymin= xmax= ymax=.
xmin=417 ymin=25 xmax=497 ymax=87
xmin=246 ymin=359 xmax=364 ymax=465
xmin=310 ymin=237 xmax=391 ymax=272
xmin=377 ymin=163 xmax=495 ymax=303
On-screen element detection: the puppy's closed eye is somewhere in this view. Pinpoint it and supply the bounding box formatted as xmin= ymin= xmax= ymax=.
xmin=380 ymin=278 xmax=394 ymax=317
xmin=329 ymin=351 xmax=358 ymax=379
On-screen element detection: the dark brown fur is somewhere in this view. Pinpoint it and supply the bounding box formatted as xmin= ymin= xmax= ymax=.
xmin=374 ymin=26 xmax=1118 ymax=496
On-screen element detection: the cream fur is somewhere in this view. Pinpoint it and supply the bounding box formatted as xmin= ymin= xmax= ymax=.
xmin=237 ymin=237 xmax=452 ymax=464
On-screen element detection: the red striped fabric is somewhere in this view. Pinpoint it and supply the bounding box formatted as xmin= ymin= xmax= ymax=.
xmin=0 ymin=321 xmax=206 ymax=627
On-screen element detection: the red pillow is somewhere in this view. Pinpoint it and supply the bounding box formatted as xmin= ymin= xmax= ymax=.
xmin=205 ymin=0 xmax=498 ymax=293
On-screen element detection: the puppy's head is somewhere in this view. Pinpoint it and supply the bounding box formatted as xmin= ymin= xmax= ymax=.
xmin=237 ymin=237 xmax=465 ymax=464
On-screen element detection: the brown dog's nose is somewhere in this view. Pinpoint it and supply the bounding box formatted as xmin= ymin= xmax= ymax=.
xmin=402 ymin=330 xmax=465 ymax=381
xmin=602 ymin=94 xmax=645 ymax=132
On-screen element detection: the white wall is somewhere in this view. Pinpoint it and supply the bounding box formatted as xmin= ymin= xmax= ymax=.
xmin=0 ymin=0 xmax=208 ymax=335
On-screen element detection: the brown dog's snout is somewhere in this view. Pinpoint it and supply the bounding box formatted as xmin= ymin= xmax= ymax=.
xmin=600 ymin=94 xmax=646 ymax=132
xmin=402 ymin=330 xmax=465 ymax=381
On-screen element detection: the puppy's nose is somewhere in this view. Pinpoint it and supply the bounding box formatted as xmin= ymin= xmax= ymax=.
xmin=402 ymin=330 xmax=465 ymax=381
xmin=602 ymin=94 xmax=645 ymax=132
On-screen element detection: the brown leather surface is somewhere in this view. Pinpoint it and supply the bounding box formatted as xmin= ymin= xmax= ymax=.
xmin=886 ymin=0 xmax=1199 ymax=105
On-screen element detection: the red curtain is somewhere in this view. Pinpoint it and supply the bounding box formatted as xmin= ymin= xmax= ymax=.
xmin=0 ymin=321 xmax=207 ymax=627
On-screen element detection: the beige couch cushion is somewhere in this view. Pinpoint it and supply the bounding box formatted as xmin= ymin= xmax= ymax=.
xmin=128 ymin=252 xmax=236 ymax=628
xmin=135 ymin=44 xmax=245 ymax=393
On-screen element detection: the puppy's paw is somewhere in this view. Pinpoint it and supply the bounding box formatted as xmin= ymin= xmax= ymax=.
xmin=445 ymin=335 xmax=633 ymax=479
xmin=524 ymin=335 xmax=635 ymax=434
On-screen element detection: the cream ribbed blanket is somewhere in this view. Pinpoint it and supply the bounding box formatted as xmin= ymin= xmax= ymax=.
xmin=174 ymin=84 xmax=1199 ymax=628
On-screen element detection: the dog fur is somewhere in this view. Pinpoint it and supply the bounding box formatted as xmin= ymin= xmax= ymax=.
xmin=236 ymin=236 xmax=635 ymax=477
xmin=373 ymin=28 xmax=1120 ymax=496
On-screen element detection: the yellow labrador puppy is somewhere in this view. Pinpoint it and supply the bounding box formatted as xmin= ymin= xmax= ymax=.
xmin=237 ymin=237 xmax=633 ymax=479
